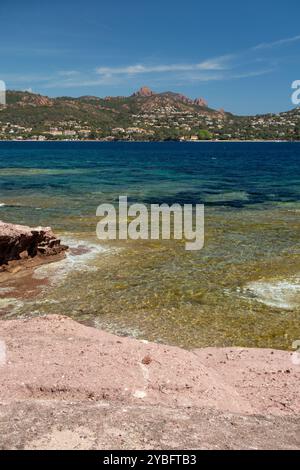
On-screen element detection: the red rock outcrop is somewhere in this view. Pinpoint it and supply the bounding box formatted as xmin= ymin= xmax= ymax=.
xmin=0 ymin=221 xmax=68 ymax=266
xmin=19 ymin=94 xmax=53 ymax=107
xmin=194 ymin=97 xmax=208 ymax=107
xmin=176 ymin=93 xmax=193 ymax=105
xmin=133 ymin=86 xmax=155 ymax=97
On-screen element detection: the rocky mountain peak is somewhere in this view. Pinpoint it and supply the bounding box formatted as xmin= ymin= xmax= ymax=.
xmin=133 ymin=86 xmax=155 ymax=97
xmin=194 ymin=97 xmax=208 ymax=107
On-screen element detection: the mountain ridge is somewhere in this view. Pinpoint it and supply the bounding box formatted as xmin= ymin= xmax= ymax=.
xmin=0 ymin=87 xmax=299 ymax=141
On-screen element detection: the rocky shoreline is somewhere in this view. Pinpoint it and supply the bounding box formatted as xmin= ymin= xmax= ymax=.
xmin=0 ymin=221 xmax=299 ymax=449
xmin=0 ymin=314 xmax=299 ymax=449
xmin=0 ymin=221 xmax=68 ymax=278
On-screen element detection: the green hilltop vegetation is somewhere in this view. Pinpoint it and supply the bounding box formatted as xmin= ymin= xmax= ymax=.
xmin=0 ymin=86 xmax=299 ymax=141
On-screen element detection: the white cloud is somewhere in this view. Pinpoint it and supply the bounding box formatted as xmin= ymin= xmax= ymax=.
xmin=4 ymin=34 xmax=299 ymax=92
xmin=40 ymin=75 xmax=119 ymax=89
xmin=183 ymin=68 xmax=274 ymax=83
xmin=226 ymin=68 xmax=275 ymax=79
xmin=57 ymin=70 xmax=80 ymax=77
xmin=96 ymin=55 xmax=232 ymax=76
xmin=93 ymin=35 xmax=300 ymax=82
xmin=253 ymin=34 xmax=300 ymax=50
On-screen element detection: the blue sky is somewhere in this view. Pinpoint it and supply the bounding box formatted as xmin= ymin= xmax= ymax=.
xmin=0 ymin=0 xmax=300 ymax=114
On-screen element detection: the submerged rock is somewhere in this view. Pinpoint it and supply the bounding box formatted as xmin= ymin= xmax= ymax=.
xmin=0 ymin=221 xmax=68 ymax=266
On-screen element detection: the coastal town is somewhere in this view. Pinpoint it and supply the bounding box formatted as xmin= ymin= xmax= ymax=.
xmin=0 ymin=87 xmax=299 ymax=141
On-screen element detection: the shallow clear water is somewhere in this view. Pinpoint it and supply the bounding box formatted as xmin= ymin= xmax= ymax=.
xmin=0 ymin=141 xmax=300 ymax=349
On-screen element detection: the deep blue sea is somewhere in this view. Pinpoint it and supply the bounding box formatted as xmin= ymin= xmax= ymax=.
xmin=0 ymin=141 xmax=300 ymax=349
xmin=0 ymin=141 xmax=300 ymax=227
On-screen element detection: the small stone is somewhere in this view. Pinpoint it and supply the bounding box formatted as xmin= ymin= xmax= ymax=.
xmin=142 ymin=355 xmax=152 ymax=365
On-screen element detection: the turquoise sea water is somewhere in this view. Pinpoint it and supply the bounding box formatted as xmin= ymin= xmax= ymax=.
xmin=0 ymin=141 xmax=300 ymax=349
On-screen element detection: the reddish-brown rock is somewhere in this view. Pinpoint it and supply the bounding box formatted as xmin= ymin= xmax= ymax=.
xmin=176 ymin=93 xmax=193 ymax=105
xmin=0 ymin=221 xmax=68 ymax=266
xmin=19 ymin=94 xmax=53 ymax=107
xmin=194 ymin=97 xmax=208 ymax=107
xmin=133 ymin=86 xmax=155 ymax=97
xmin=0 ymin=315 xmax=299 ymax=449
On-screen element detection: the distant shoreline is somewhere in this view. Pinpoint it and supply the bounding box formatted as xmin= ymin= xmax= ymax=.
xmin=0 ymin=139 xmax=299 ymax=143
